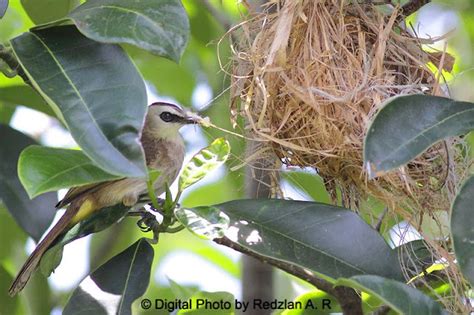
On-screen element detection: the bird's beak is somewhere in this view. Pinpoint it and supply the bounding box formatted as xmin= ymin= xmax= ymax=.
xmin=184 ymin=112 xmax=201 ymax=125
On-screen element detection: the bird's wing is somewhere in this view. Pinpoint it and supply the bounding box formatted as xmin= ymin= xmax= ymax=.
xmin=56 ymin=180 xmax=121 ymax=209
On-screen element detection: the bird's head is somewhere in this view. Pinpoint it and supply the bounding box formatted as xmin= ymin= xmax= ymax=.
xmin=143 ymin=102 xmax=199 ymax=139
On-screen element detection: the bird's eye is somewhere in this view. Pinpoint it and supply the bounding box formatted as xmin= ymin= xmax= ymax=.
xmin=160 ymin=112 xmax=174 ymax=122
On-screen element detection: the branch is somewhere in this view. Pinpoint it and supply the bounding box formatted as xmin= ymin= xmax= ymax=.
xmin=214 ymin=236 xmax=363 ymax=315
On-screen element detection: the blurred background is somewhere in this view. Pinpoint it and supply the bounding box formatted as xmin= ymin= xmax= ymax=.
xmin=1 ymin=0 xmax=474 ymax=314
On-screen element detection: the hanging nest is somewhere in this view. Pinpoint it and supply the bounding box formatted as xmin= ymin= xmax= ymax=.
xmin=230 ymin=0 xmax=467 ymax=214
xmin=229 ymin=0 xmax=471 ymax=311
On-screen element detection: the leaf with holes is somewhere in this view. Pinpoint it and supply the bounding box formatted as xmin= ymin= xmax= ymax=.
xmin=10 ymin=25 xmax=147 ymax=178
xmin=181 ymin=199 xmax=404 ymax=281
xmin=178 ymin=138 xmax=230 ymax=191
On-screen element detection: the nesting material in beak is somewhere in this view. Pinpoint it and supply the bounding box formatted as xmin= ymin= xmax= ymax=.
xmin=184 ymin=111 xmax=210 ymax=126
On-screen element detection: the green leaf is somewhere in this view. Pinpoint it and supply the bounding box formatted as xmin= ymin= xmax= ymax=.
xmin=69 ymin=0 xmax=189 ymax=62
xmin=0 ymin=0 xmax=7 ymax=19
xmin=0 ymin=265 xmax=19 ymax=315
xmin=21 ymin=0 xmax=79 ymax=24
xmin=177 ymin=291 xmax=234 ymax=315
xmin=337 ymin=275 xmax=447 ymax=315
xmin=63 ymin=238 xmax=154 ymax=315
xmin=0 ymin=125 xmax=56 ymax=241
xmin=10 ymin=25 xmax=148 ymax=178
xmin=179 ymin=138 xmax=230 ymax=191
xmin=0 ymin=85 xmax=55 ymax=117
xmin=181 ymin=199 xmax=404 ymax=281
xmin=364 ymin=95 xmax=474 ymax=177
xmin=282 ymin=171 xmax=331 ymax=203
xmin=40 ymin=203 xmax=130 ymax=276
xmin=451 ymin=175 xmax=474 ymax=286
xmin=18 ymin=145 xmax=121 ymax=198
xmin=175 ymin=206 xmax=229 ymax=240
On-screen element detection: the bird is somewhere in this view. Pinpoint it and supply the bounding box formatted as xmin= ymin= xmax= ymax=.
xmin=9 ymin=102 xmax=198 ymax=296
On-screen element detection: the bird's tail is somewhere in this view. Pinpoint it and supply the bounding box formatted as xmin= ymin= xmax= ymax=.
xmin=9 ymin=201 xmax=81 ymax=296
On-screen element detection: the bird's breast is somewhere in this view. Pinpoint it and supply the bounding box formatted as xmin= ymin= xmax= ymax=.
xmin=141 ymin=134 xmax=185 ymax=184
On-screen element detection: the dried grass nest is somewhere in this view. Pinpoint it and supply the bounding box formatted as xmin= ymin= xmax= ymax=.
xmin=230 ymin=0 xmax=468 ymax=218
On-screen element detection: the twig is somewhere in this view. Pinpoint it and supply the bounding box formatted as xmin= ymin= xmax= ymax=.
xmin=0 ymin=44 xmax=31 ymax=85
xmin=214 ymin=236 xmax=363 ymax=315
xmin=374 ymin=207 xmax=388 ymax=232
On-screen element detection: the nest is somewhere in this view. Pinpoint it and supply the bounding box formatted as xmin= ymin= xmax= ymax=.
xmin=230 ymin=0 xmax=466 ymax=216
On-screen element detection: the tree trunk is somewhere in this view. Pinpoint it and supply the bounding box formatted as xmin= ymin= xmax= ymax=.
xmin=241 ymin=140 xmax=276 ymax=315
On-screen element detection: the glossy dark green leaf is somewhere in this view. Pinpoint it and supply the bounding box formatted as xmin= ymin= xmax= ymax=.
xmin=0 ymin=0 xmax=8 ymax=19
xmin=364 ymin=95 xmax=474 ymax=177
xmin=177 ymin=291 xmax=234 ymax=315
xmin=180 ymin=199 xmax=404 ymax=281
xmin=10 ymin=25 xmax=147 ymax=178
xmin=21 ymin=0 xmax=79 ymax=24
xmin=0 ymin=125 xmax=56 ymax=241
xmin=69 ymin=0 xmax=189 ymax=62
xmin=18 ymin=145 xmax=121 ymax=198
xmin=63 ymin=238 xmax=154 ymax=315
xmin=0 ymin=265 xmax=18 ymax=315
xmin=40 ymin=203 xmax=130 ymax=276
xmin=337 ymin=275 xmax=447 ymax=315
xmin=0 ymin=85 xmax=54 ymax=116
xmin=451 ymin=175 xmax=474 ymax=285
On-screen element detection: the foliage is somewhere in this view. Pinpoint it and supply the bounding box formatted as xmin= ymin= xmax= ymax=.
xmin=0 ymin=1 xmax=472 ymax=315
